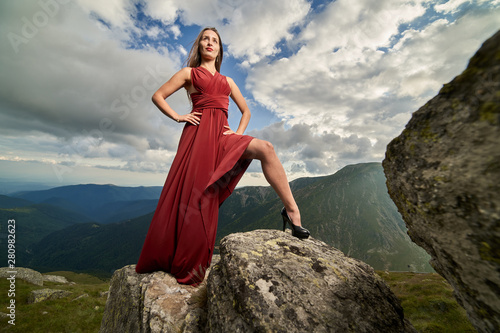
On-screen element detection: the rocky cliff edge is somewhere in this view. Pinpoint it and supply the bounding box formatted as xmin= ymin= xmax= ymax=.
xmin=383 ymin=30 xmax=500 ymax=333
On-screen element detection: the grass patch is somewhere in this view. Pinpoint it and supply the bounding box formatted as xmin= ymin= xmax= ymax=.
xmin=0 ymin=270 xmax=477 ymax=332
xmin=378 ymin=271 xmax=477 ymax=332
xmin=43 ymin=271 xmax=107 ymax=285
xmin=0 ymin=272 xmax=109 ymax=333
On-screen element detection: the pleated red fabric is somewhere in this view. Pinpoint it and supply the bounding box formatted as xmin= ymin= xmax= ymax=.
xmin=135 ymin=67 xmax=253 ymax=285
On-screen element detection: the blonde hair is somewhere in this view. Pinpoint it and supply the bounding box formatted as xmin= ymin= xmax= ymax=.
xmin=185 ymin=27 xmax=223 ymax=72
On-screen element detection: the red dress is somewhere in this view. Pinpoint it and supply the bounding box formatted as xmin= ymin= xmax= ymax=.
xmin=135 ymin=66 xmax=253 ymax=285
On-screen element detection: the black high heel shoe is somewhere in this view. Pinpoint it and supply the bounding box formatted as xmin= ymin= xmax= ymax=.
xmin=281 ymin=207 xmax=310 ymax=239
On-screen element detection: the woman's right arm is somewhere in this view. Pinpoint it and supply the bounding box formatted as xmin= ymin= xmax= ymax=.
xmin=151 ymin=67 xmax=201 ymax=126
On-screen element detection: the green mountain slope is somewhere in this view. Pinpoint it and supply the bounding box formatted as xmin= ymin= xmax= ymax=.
xmin=0 ymin=203 xmax=93 ymax=265
xmin=93 ymin=199 xmax=159 ymax=224
xmin=29 ymin=212 xmax=153 ymax=274
xmin=0 ymin=194 xmax=33 ymax=208
xmin=218 ymin=163 xmax=432 ymax=272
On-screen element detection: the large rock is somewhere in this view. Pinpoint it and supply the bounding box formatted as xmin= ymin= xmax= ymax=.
xmin=100 ymin=231 xmax=415 ymax=332
xmin=207 ymin=230 xmax=416 ymax=332
xmin=0 ymin=267 xmax=43 ymax=286
xmin=383 ymin=30 xmax=500 ymax=333
xmin=28 ymin=288 xmax=72 ymax=303
xmin=99 ymin=265 xmax=207 ymax=333
xmin=43 ymin=274 xmax=70 ymax=284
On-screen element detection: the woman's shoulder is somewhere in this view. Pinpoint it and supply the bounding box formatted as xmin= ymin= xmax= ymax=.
xmin=169 ymin=67 xmax=192 ymax=78
xmin=180 ymin=67 xmax=193 ymax=75
xmin=225 ymin=75 xmax=236 ymax=88
xmin=170 ymin=67 xmax=193 ymax=82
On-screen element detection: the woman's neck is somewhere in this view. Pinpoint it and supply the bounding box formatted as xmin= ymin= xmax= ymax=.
xmin=200 ymin=60 xmax=217 ymax=74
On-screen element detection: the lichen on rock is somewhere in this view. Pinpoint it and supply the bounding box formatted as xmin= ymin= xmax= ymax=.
xmin=383 ymin=30 xmax=500 ymax=333
xmin=28 ymin=288 xmax=72 ymax=304
xmin=99 ymin=265 xmax=210 ymax=333
xmin=206 ymin=230 xmax=416 ymax=333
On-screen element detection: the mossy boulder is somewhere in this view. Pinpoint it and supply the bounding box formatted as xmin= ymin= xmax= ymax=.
xmin=0 ymin=267 xmax=43 ymax=286
xmin=28 ymin=288 xmax=72 ymax=303
xmin=43 ymin=274 xmax=70 ymax=284
xmin=207 ymin=230 xmax=416 ymax=332
xmin=383 ymin=30 xmax=500 ymax=333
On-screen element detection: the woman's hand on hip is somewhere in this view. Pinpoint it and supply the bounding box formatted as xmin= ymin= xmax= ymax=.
xmin=223 ymin=125 xmax=239 ymax=135
xmin=178 ymin=112 xmax=202 ymax=125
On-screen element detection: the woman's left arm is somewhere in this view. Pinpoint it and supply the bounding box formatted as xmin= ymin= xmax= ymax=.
xmin=226 ymin=77 xmax=251 ymax=135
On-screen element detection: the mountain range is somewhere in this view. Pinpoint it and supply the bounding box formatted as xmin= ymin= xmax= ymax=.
xmin=0 ymin=162 xmax=432 ymax=276
xmin=12 ymin=184 xmax=162 ymax=223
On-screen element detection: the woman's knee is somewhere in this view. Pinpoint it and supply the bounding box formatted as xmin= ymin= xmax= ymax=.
xmin=256 ymin=139 xmax=275 ymax=158
xmin=244 ymin=139 xmax=275 ymax=160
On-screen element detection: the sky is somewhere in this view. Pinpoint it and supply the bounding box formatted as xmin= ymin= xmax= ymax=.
xmin=0 ymin=0 xmax=499 ymax=189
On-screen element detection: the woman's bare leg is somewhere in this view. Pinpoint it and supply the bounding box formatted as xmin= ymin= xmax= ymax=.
xmin=241 ymin=138 xmax=302 ymax=226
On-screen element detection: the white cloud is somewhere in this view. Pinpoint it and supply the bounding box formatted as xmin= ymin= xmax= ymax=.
xmin=0 ymin=1 xmax=189 ymax=184
xmin=247 ymin=121 xmax=374 ymax=175
xmin=246 ymin=0 xmax=500 ymax=178
xmin=146 ymin=26 xmax=162 ymax=39
xmin=435 ymin=0 xmax=470 ymax=14
xmin=218 ymin=0 xmax=310 ymax=63
xmin=74 ymin=0 xmax=135 ymax=29
xmin=387 ymin=10 xmax=500 ymax=98
xmin=435 ymin=0 xmax=500 ymax=15
xmin=143 ymin=0 xmax=181 ymax=25
xmin=169 ymin=24 xmax=182 ymax=39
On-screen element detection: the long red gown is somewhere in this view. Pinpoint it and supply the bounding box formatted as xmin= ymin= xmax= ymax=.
xmin=135 ymin=66 xmax=253 ymax=285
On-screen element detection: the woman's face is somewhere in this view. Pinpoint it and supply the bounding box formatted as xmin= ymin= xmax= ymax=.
xmin=199 ymin=30 xmax=220 ymax=61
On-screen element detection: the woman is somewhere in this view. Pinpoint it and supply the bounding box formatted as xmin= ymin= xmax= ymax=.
xmin=136 ymin=27 xmax=309 ymax=285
